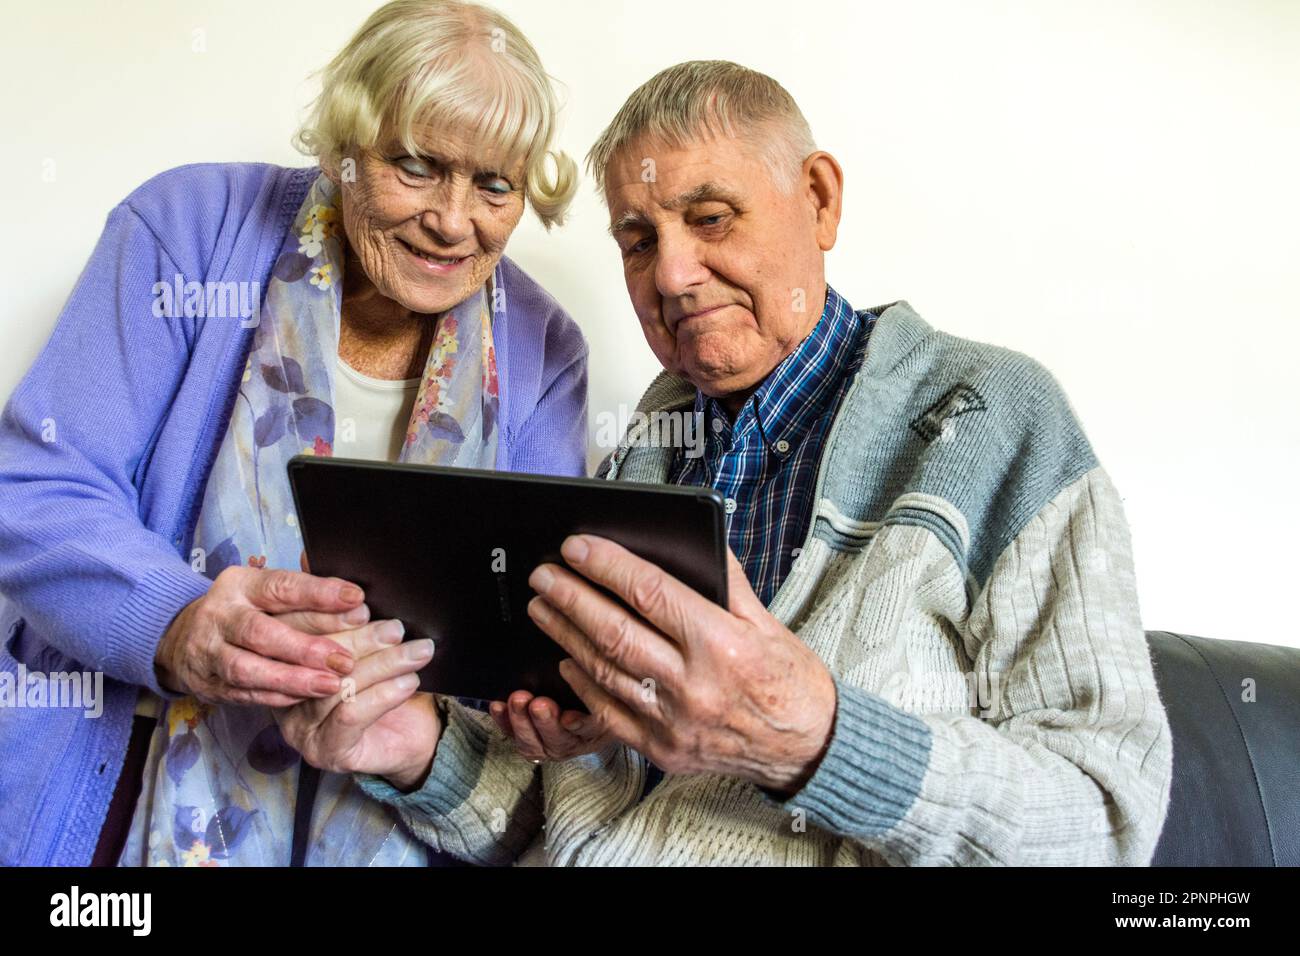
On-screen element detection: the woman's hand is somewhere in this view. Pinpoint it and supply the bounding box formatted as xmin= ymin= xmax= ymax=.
xmin=154 ymin=564 xmax=371 ymax=707
xmin=488 ymin=692 xmax=614 ymax=762
xmin=274 ymin=626 xmax=441 ymax=791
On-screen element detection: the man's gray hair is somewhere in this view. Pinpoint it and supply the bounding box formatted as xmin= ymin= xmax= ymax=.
xmin=586 ymin=60 xmax=817 ymax=196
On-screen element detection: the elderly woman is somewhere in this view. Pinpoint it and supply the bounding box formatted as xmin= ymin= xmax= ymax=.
xmin=0 ymin=0 xmax=594 ymax=866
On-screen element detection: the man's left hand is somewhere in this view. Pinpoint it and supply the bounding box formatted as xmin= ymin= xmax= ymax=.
xmin=526 ymin=535 xmax=837 ymax=797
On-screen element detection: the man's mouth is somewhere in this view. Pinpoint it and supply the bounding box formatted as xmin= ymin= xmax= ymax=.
xmin=672 ymin=303 xmax=730 ymax=329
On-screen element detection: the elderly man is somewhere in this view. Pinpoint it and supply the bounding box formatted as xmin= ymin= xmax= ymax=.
xmin=298 ymin=60 xmax=1173 ymax=866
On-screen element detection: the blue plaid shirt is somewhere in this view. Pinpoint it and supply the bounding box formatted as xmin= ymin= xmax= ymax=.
xmin=639 ymin=287 xmax=875 ymax=801
xmin=666 ymin=285 xmax=876 ymax=606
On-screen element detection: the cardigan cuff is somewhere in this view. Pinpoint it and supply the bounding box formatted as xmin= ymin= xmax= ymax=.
xmin=104 ymin=563 xmax=213 ymax=698
xmin=762 ymin=676 xmax=933 ymax=839
xmin=356 ymin=696 xmax=491 ymax=819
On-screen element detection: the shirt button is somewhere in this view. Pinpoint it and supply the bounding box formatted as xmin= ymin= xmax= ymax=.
xmin=712 ymin=417 xmax=725 ymax=434
xmin=724 ymin=497 xmax=737 ymax=515
xmin=775 ymin=439 xmax=790 ymax=454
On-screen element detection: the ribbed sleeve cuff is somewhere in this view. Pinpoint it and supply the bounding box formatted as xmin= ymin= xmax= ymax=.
xmin=104 ymin=563 xmax=213 ymax=697
xmin=765 ymin=677 xmax=933 ymax=839
xmin=356 ymin=697 xmax=491 ymax=818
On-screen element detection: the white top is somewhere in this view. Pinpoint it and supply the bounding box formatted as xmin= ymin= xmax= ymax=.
xmin=331 ymin=354 xmax=421 ymax=462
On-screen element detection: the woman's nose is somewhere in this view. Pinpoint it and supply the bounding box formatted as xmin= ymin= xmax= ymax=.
xmin=420 ymin=188 xmax=474 ymax=247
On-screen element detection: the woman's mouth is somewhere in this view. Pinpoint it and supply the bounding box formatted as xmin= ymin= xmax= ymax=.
xmin=398 ymin=238 xmax=471 ymax=274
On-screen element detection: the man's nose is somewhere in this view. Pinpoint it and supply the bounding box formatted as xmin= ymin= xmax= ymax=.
xmin=654 ymin=230 xmax=710 ymax=299
xmin=420 ymin=185 xmax=474 ymax=247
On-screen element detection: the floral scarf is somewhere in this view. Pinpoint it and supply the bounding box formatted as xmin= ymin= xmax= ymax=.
xmin=120 ymin=172 xmax=499 ymax=866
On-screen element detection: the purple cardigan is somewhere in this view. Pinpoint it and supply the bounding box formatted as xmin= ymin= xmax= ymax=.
xmin=0 ymin=163 xmax=589 ymax=866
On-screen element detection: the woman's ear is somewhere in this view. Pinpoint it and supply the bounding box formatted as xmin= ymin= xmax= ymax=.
xmin=321 ymin=150 xmax=359 ymax=189
xmin=320 ymin=156 xmax=342 ymax=188
xmin=804 ymin=151 xmax=844 ymax=252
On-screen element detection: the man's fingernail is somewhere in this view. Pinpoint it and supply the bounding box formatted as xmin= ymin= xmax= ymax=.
xmin=561 ymin=535 xmax=589 ymax=564
xmin=326 ymin=652 xmax=353 ymax=675
xmin=562 ymin=716 xmax=584 ymax=733
xmin=405 ymin=638 xmax=434 ymax=661
xmin=341 ymin=584 xmax=364 ymax=603
xmin=343 ymin=604 xmax=370 ymax=625
xmin=530 ymin=566 xmax=554 ymax=593
xmin=314 ymin=674 xmax=341 ymax=695
xmin=396 ymin=673 xmax=419 ymax=692
xmin=379 ymin=619 xmax=405 ymax=644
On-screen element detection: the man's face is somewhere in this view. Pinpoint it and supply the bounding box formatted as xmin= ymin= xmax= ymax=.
xmin=603 ymin=132 xmax=836 ymax=405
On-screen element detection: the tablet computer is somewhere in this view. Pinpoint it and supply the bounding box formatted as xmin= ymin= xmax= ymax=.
xmin=287 ymin=456 xmax=728 ymax=711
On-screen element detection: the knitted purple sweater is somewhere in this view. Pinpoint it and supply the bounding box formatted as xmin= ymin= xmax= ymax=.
xmin=0 ymin=163 xmax=589 ymax=865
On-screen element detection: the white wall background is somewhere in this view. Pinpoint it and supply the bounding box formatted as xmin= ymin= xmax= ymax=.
xmin=2 ymin=0 xmax=1297 ymax=647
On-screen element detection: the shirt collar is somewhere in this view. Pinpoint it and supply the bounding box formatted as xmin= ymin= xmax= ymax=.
xmin=698 ymin=285 xmax=863 ymax=459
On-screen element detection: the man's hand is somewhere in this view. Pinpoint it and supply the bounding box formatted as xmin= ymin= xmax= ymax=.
xmin=525 ymin=535 xmax=838 ymax=796
xmin=155 ymin=564 xmax=370 ymax=707
xmin=487 ymin=691 xmax=615 ymax=763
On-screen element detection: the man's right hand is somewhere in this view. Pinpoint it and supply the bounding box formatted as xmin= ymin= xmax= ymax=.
xmin=155 ymin=564 xmax=376 ymax=707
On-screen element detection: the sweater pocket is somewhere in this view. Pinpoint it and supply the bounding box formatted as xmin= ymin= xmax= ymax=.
xmin=813 ymin=498 xmax=883 ymax=552
xmin=1 ymin=602 xmax=62 ymax=674
xmin=1 ymin=602 xmax=26 ymax=670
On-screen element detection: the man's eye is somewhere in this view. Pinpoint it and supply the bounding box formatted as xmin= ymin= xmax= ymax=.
xmin=698 ymin=214 xmax=726 ymax=227
xmin=629 ymin=237 xmax=654 ymax=255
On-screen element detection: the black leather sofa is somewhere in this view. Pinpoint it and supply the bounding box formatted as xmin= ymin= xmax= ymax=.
xmin=1148 ymin=630 xmax=1299 ymax=866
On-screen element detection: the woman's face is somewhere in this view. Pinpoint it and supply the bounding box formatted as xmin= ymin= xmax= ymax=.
xmin=329 ymin=124 xmax=527 ymax=314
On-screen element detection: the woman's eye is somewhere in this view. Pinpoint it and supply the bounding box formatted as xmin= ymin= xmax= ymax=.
xmin=395 ymin=156 xmax=433 ymax=178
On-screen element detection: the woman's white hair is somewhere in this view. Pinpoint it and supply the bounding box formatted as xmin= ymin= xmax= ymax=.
xmin=586 ymin=60 xmax=817 ymax=196
xmin=294 ymin=0 xmax=578 ymax=229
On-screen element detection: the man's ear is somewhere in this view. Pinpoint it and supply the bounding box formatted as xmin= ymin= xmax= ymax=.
xmin=803 ymin=152 xmax=844 ymax=252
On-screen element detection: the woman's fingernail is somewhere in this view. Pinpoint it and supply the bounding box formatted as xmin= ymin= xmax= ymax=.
xmin=314 ymin=674 xmax=341 ymax=695
xmin=561 ymin=535 xmax=589 ymax=564
xmin=379 ymin=619 xmax=405 ymax=644
xmin=341 ymin=584 xmax=364 ymax=603
xmin=529 ymin=565 xmax=554 ymax=593
xmin=562 ymin=716 xmax=584 ymax=733
xmin=396 ymin=673 xmax=419 ymax=692
xmin=343 ymin=604 xmax=370 ymax=625
xmin=326 ymin=652 xmax=353 ymax=675
xmin=404 ymin=638 xmax=434 ymax=661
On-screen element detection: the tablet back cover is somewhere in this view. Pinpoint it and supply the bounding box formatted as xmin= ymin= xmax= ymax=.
xmin=288 ymin=457 xmax=728 ymax=710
